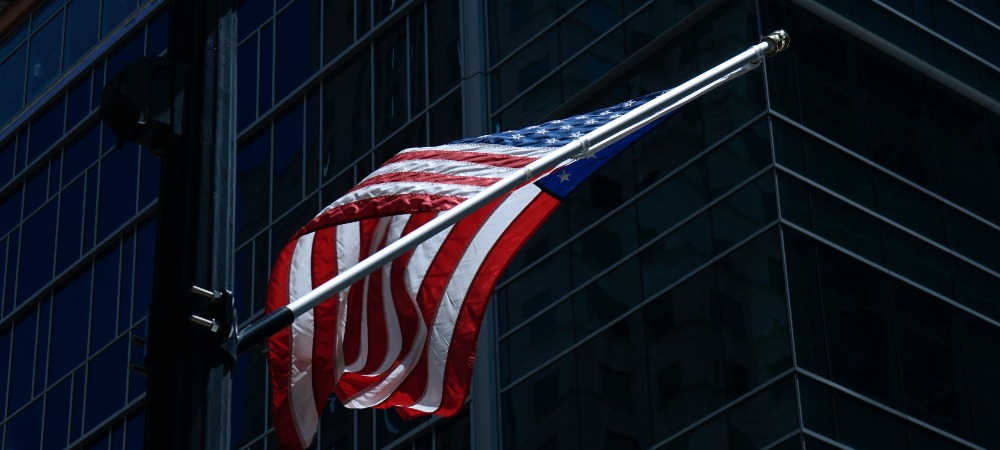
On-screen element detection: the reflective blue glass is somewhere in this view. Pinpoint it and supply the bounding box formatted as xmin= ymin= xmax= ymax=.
xmin=9 ymin=307 xmax=38 ymax=412
xmin=97 ymin=145 xmax=139 ymax=241
xmin=33 ymin=299 xmax=50 ymax=395
xmin=90 ymin=245 xmax=120 ymax=353
xmin=7 ymin=398 xmax=43 ymax=450
xmin=27 ymin=11 xmax=65 ymax=99
xmin=50 ymin=268 xmax=91 ymax=384
xmin=66 ymin=0 xmax=101 ymax=66
xmin=85 ymin=337 xmax=129 ymax=430
xmin=274 ymin=0 xmax=316 ymax=101
xmin=132 ymin=219 xmax=155 ymax=325
xmin=18 ymin=200 xmax=57 ymax=303
xmin=0 ymin=44 xmax=28 ymax=126
xmin=43 ymin=376 xmax=72 ymax=449
xmin=102 ymin=0 xmax=137 ymax=36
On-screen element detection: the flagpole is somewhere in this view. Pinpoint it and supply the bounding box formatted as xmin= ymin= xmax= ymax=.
xmin=236 ymin=30 xmax=790 ymax=353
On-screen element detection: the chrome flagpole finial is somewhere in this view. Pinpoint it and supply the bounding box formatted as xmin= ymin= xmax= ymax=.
xmin=762 ymin=30 xmax=790 ymax=56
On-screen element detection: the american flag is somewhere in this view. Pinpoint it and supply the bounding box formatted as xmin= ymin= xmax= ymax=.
xmin=266 ymin=89 xmax=667 ymax=449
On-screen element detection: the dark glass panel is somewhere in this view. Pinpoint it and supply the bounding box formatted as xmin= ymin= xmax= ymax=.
xmin=251 ymin=237 xmax=270 ymax=313
xmin=659 ymin=414 xmax=728 ymax=450
xmin=0 ymin=137 xmax=13 ymax=181
xmin=636 ymin=160 xmax=709 ymax=243
xmin=63 ymin=123 xmax=100 ymax=185
xmin=373 ymin=0 xmax=407 ymax=24
xmin=323 ymin=0 xmax=354 ymax=61
xmin=0 ymin=44 xmax=28 ymax=125
xmin=500 ymin=299 xmax=573 ymax=385
xmin=495 ymin=74 xmax=561 ymax=131
xmin=29 ymin=100 xmax=65 ymax=163
xmin=128 ymin=329 xmax=145 ymax=400
xmin=24 ymin=164 xmax=48 ymax=216
xmin=639 ymin=213 xmax=711 ymax=297
xmin=27 ymin=11 xmax=64 ymax=99
xmin=85 ymin=337 xmax=129 ymax=429
xmin=237 ymin=128 xmax=271 ymax=243
xmin=66 ymin=0 xmax=101 ymax=65
xmin=126 ymin=412 xmax=145 ymax=450
xmin=102 ymin=0 xmax=138 ymax=36
xmin=34 ymin=298 xmax=50 ymax=395
xmin=237 ymin=35 xmax=259 ymax=131
xmin=91 ymin=245 xmax=121 ymax=353
xmin=97 ymin=145 xmax=139 ymax=241
xmin=890 ymin=282 xmax=972 ymax=438
xmin=570 ymin=205 xmax=638 ymax=283
xmin=373 ymin=116 xmax=424 ymax=167
xmin=716 ymin=229 xmax=790 ymax=396
xmin=426 ymin=0 xmax=460 ymax=101
xmin=434 ymin=410 xmax=471 ymax=450
xmin=494 ymin=30 xmax=558 ymax=112
xmin=575 ymin=312 xmax=652 ymax=449
xmin=0 ymin=23 xmax=28 ymax=62
xmin=710 ymin=176 xmax=776 ymax=251
xmin=270 ymin=193 xmax=318 ymax=259
xmin=71 ymin=370 xmax=85 ymax=440
xmin=18 ymin=200 xmax=57 ymax=303
xmin=235 ymin=246 xmax=252 ymax=321
xmin=238 ymin=0 xmax=271 ymax=41
xmin=961 ymin=316 xmax=1000 ymax=448
xmin=572 ymin=257 xmax=642 ymax=335
xmin=429 ymin=89 xmax=462 ymax=145
xmin=408 ymin=8 xmax=426 ymax=116
xmin=138 ymin=145 xmax=160 ymax=207
xmin=132 ymin=219 xmax=155 ymax=324
xmin=9 ymin=306 xmax=39 ymax=412
xmin=375 ymin=409 xmax=430 ymax=449
xmin=944 ymin=207 xmax=1000 ymax=273
xmin=782 ymin=229 xmax=828 ymax=378
xmin=558 ymin=29 xmax=623 ymax=103
xmin=322 ymin=53 xmax=371 ymax=181
xmin=501 ymin=354 xmax=580 ymax=450
xmin=623 ymin=0 xmax=693 ymax=54
xmin=259 ymin=22 xmax=274 ymax=112
xmin=316 ymin=398 xmax=353 ymax=449
xmin=645 ymin=268 xmax=724 ymax=442
xmin=146 ymin=9 xmax=170 ymax=57
xmin=0 ymin=326 xmax=9 ymax=417
xmin=83 ymin=168 xmax=98 ymax=251
xmin=117 ymin=234 xmax=134 ymax=334
xmin=233 ymin=340 xmax=269 ymax=447
xmin=305 ymin=87 xmax=320 ymax=193
xmin=106 ymin=33 xmax=144 ymax=92
xmin=272 ymin=101 xmax=305 ymax=218
xmin=2 ymin=230 xmax=18 ymax=316
xmin=7 ymin=399 xmax=43 ymax=450
xmin=274 ymin=0 xmax=319 ymax=101
xmin=728 ymin=377 xmax=798 ymax=450
xmin=374 ymin=25 xmax=409 ymax=142
xmin=878 ymin=222 xmax=953 ymax=299
xmin=43 ymin=378 xmax=71 ymax=450
xmin=489 ymin=0 xmax=558 ymax=64
xmin=498 ymin=247 xmax=572 ymax=334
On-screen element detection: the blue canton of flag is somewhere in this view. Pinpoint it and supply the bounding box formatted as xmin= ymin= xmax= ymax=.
xmin=450 ymin=90 xmax=669 ymax=200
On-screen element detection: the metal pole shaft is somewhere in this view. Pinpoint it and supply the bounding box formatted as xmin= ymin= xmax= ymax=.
xmin=237 ymin=31 xmax=789 ymax=352
xmin=144 ymin=0 xmax=237 ymax=448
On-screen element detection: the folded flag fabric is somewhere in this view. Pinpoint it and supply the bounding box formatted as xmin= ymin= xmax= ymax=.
xmin=266 ymin=89 xmax=667 ymax=449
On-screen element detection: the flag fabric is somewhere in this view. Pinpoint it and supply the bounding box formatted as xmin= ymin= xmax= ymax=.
xmin=266 ymin=89 xmax=668 ymax=449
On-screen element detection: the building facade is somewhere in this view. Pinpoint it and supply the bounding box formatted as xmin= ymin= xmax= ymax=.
xmin=0 ymin=0 xmax=998 ymax=449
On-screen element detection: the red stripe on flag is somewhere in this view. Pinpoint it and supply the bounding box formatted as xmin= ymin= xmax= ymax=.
xmin=432 ymin=192 xmax=559 ymax=417
xmin=310 ymin=227 xmax=338 ymax=415
xmin=266 ymin=239 xmax=305 ymax=448
xmin=350 ymin=172 xmax=502 ymax=192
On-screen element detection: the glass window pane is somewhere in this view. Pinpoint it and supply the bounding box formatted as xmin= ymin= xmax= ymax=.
xmin=85 ymin=337 xmax=129 ymax=429
xmin=9 ymin=306 xmax=38 ymax=412
xmin=501 ymin=354 xmax=580 ymax=450
xmin=272 ymin=101 xmax=304 ymax=217
xmin=274 ymin=0 xmax=318 ymax=101
xmin=66 ymin=0 xmax=101 ymax=65
xmin=102 ymin=0 xmax=138 ymax=36
xmin=43 ymin=378 xmax=72 ymax=450
xmin=91 ymin=245 xmax=120 ymax=353
xmin=7 ymin=399 xmax=43 ymax=450
xmin=97 ymin=145 xmax=139 ymax=241
xmin=27 ymin=11 xmax=64 ymax=99
xmin=237 ymin=128 xmax=271 ymax=242
xmin=18 ymin=200 xmax=57 ymax=303
xmin=50 ymin=268 xmax=91 ymax=383
xmin=0 ymin=44 xmax=28 ymax=125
